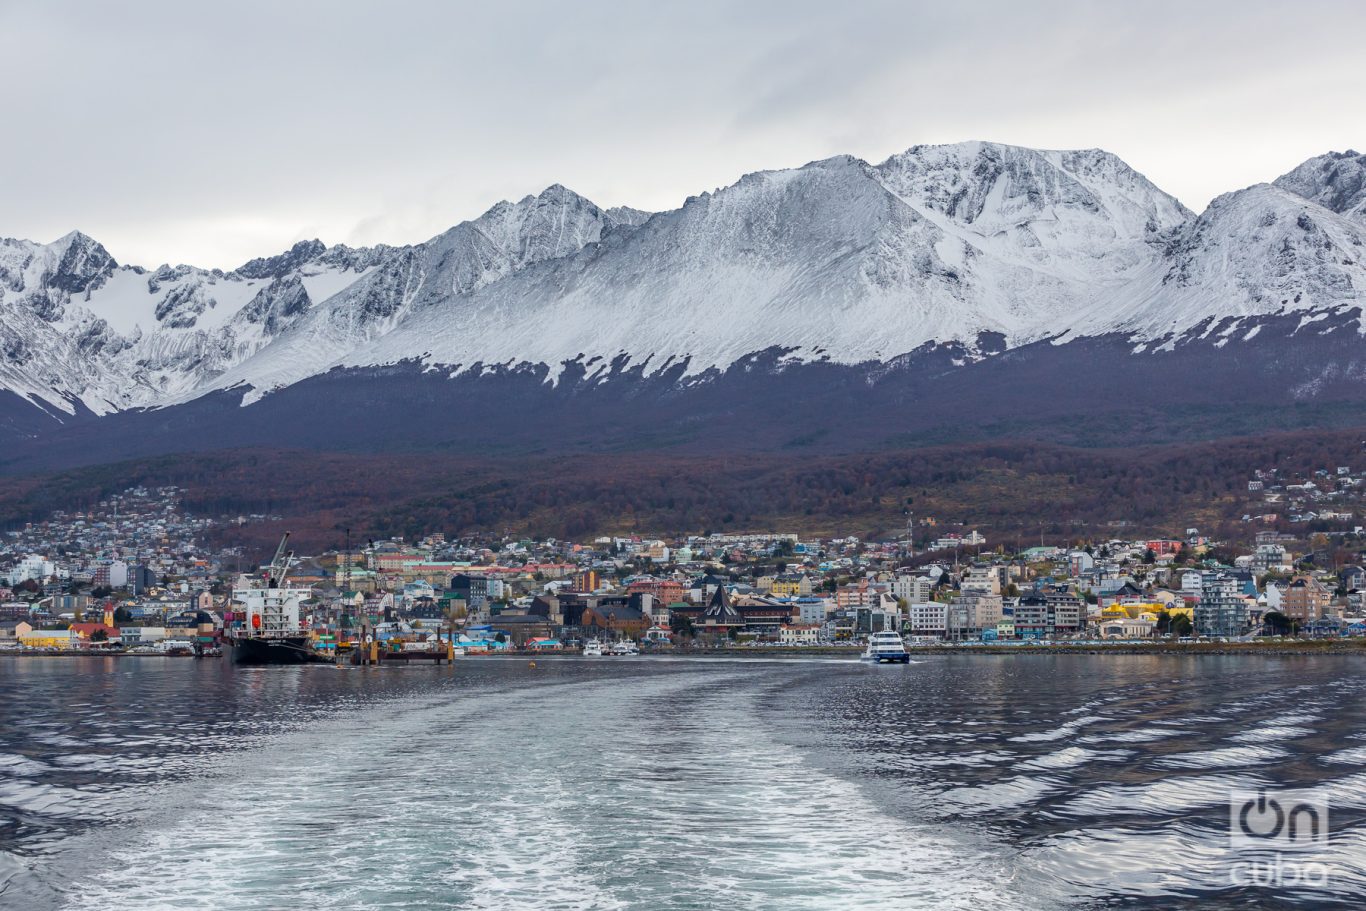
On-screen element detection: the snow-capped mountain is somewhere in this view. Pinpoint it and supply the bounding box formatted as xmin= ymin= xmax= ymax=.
xmin=203 ymin=143 xmax=1195 ymax=398
xmin=4 ymin=141 xmax=1366 ymax=432
xmin=0 ymin=185 xmax=645 ymax=414
xmin=1274 ymin=150 xmax=1366 ymax=222
xmin=1100 ymin=183 xmax=1366 ymax=342
xmin=0 ymin=230 xmax=388 ymax=413
xmin=195 ymin=185 xmax=650 ymax=401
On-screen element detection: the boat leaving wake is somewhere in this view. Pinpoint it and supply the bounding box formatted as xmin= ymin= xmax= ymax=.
xmin=3 ymin=655 xmax=1364 ymax=909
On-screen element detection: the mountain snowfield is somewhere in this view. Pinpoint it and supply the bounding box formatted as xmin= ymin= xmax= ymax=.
xmin=3 ymin=143 xmax=1364 ymax=416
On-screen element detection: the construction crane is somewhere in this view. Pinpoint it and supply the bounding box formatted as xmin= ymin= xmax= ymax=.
xmin=267 ymin=532 xmax=294 ymax=589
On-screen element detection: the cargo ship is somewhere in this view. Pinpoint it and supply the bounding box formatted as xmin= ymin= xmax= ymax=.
xmin=227 ymin=533 xmax=329 ymax=665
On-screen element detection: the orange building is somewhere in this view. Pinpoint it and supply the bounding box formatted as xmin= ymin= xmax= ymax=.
xmin=1281 ymin=575 xmax=1332 ymax=622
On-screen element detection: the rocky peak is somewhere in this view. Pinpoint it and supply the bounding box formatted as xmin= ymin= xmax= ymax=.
xmin=47 ymin=230 xmax=117 ymax=294
xmin=1274 ymin=150 xmax=1366 ymax=221
xmin=235 ymin=238 xmax=329 ymax=280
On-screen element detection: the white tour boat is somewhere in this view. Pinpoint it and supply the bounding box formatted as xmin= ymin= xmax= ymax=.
xmin=863 ymin=630 xmax=911 ymax=664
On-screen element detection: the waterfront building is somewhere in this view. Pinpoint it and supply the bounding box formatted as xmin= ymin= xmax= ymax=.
xmin=1195 ymin=575 xmax=1247 ymax=638
xmin=779 ymin=624 xmax=820 ymax=645
xmin=1280 ymin=575 xmax=1332 ymax=623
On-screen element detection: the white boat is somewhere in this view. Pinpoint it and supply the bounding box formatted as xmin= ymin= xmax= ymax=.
xmin=863 ymin=630 xmax=911 ymax=664
xmin=582 ymin=639 xmax=605 ymax=657
xmin=609 ymin=640 xmax=640 ymax=656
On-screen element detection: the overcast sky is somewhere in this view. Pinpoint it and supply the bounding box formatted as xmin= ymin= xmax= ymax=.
xmin=1 ymin=0 xmax=1362 ymax=269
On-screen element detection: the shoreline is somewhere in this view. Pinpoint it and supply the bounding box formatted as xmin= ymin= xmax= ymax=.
xmin=654 ymin=643 xmax=1366 ymax=657
xmin=6 ymin=641 xmax=1366 ymax=661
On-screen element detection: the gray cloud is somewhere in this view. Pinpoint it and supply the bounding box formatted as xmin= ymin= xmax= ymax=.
xmin=0 ymin=0 xmax=1361 ymax=269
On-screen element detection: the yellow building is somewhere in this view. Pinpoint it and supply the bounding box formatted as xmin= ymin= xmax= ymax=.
xmin=1105 ymin=602 xmax=1173 ymax=620
xmin=20 ymin=630 xmax=79 ymax=649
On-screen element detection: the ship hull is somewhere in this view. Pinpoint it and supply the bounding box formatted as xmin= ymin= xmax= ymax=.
xmin=230 ymin=635 xmax=326 ymax=665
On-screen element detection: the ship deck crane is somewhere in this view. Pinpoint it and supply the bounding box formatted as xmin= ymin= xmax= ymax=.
xmin=267 ymin=532 xmax=294 ymax=589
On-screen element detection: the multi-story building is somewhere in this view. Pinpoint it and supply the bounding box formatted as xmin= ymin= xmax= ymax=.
xmin=626 ymin=578 xmax=686 ymax=604
xmin=793 ymin=597 xmax=831 ymax=625
xmin=909 ymin=602 xmax=947 ymax=638
xmin=1013 ymin=592 xmax=1083 ymax=639
xmin=1280 ymin=575 xmax=1332 ymax=623
xmin=1044 ymin=592 xmax=1083 ymax=636
xmin=1145 ymin=540 xmax=1184 ymax=556
xmin=835 ymin=582 xmax=870 ymax=610
xmin=779 ymin=624 xmax=820 ymax=645
xmin=945 ymin=591 xmax=1005 ymax=639
xmin=449 ymin=574 xmax=490 ymax=614
xmin=1013 ymin=595 xmax=1048 ymax=639
xmin=47 ymin=594 xmax=91 ymax=617
xmin=893 ymin=574 xmax=934 ymax=605
xmin=8 ymin=555 xmax=55 ymax=586
xmin=572 ymin=569 xmax=602 ymax=593
xmin=960 ymin=566 xmax=1002 ymax=596
xmin=1195 ymin=575 xmax=1247 ymax=637
xmin=1068 ymin=550 xmax=1096 ymax=575
xmin=1251 ymin=544 xmax=1292 ymax=574
xmin=770 ymin=574 xmax=812 ymax=598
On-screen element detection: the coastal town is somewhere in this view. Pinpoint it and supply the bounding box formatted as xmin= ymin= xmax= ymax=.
xmin=5 ymin=469 xmax=1366 ymax=657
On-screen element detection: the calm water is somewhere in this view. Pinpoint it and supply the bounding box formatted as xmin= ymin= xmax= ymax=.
xmin=2 ymin=654 xmax=1365 ymax=909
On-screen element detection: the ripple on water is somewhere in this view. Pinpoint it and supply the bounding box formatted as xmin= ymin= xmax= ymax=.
xmin=59 ymin=670 xmax=1037 ymax=911
xmin=1152 ymin=744 xmax=1291 ymax=770
xmin=4 ymin=656 xmax=1366 ymax=910
xmin=1017 ymin=746 xmax=1134 ymax=771
xmin=1079 ymin=726 xmax=1192 ymax=744
xmin=1051 ymin=773 xmax=1265 ymax=820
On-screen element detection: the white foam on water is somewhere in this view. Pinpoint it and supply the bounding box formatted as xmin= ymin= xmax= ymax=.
xmin=1321 ymin=745 xmax=1366 ymax=766
xmin=57 ymin=668 xmax=1038 ymax=911
xmin=1014 ymin=824 xmax=1366 ymax=902
xmin=1227 ymin=725 xmax=1316 ymax=744
xmin=1017 ymin=746 xmax=1134 ymax=771
xmin=1054 ymin=773 xmax=1264 ymax=818
xmin=1008 ymin=714 xmax=1105 ymax=743
xmin=1079 ymin=726 xmax=1191 ymax=744
xmin=1151 ymin=745 xmax=1290 ymax=770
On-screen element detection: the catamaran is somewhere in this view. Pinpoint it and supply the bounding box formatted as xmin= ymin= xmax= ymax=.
xmin=862 ymin=630 xmax=911 ymax=664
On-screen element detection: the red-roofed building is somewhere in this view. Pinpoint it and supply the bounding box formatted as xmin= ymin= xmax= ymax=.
xmin=1145 ymin=540 xmax=1184 ymax=556
xmin=69 ymin=622 xmax=120 ymax=644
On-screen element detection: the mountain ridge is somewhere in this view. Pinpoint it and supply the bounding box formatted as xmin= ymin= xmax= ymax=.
xmin=2 ymin=141 xmax=1364 ymax=431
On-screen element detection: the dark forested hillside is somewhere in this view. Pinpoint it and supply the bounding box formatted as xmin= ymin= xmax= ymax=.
xmin=2 ymin=429 xmax=1362 ymax=554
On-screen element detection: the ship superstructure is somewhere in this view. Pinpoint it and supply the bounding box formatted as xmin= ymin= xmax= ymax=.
xmin=227 ymin=533 xmax=325 ymax=664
